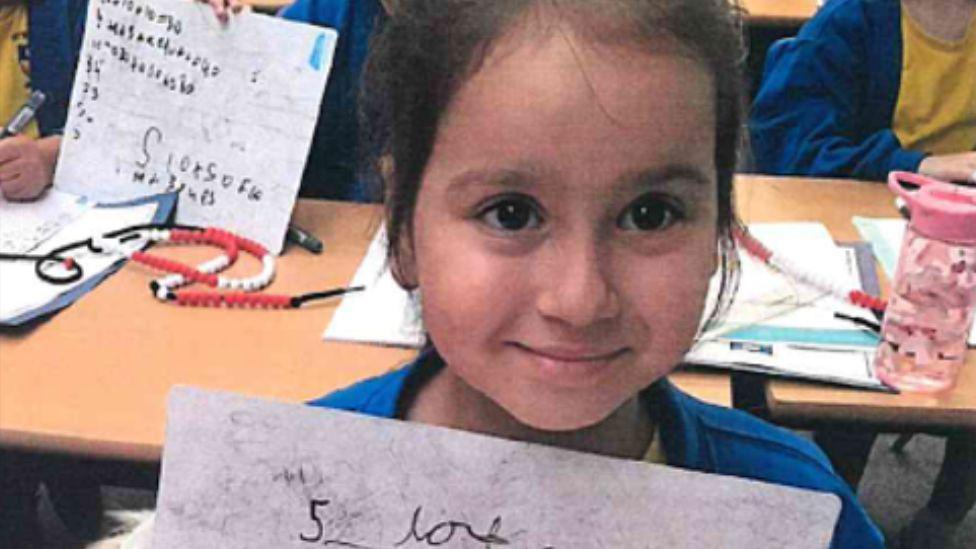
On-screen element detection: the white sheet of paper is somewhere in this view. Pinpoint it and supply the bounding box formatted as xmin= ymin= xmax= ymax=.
xmin=154 ymin=386 xmax=841 ymax=549
xmin=852 ymin=217 xmax=906 ymax=280
xmin=54 ymin=0 xmax=335 ymax=253
xmin=0 ymin=189 xmax=90 ymax=254
xmin=687 ymin=340 xmax=883 ymax=389
xmin=700 ymin=223 xmax=867 ymax=339
xmin=686 ymin=223 xmax=887 ymax=389
xmin=323 ymin=226 xmax=424 ymax=347
xmin=0 ymin=201 xmax=159 ymax=322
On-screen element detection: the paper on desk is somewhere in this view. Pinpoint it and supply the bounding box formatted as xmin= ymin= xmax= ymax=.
xmin=854 ymin=216 xmax=975 ymax=346
xmin=0 ymin=189 xmax=90 ymax=254
xmin=54 ymin=0 xmax=335 ymax=253
xmin=323 ymin=226 xmax=424 ymax=347
xmin=154 ymin=386 xmax=841 ymax=549
xmin=852 ymin=216 xmax=906 ymax=280
xmin=702 ymin=223 xmax=874 ymax=343
xmin=0 ymin=194 xmax=174 ymax=326
xmin=686 ymin=222 xmax=887 ymax=390
xmin=688 ymin=340 xmax=885 ymax=390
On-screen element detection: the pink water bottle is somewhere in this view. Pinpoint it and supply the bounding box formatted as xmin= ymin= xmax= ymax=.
xmin=875 ymin=172 xmax=976 ymax=393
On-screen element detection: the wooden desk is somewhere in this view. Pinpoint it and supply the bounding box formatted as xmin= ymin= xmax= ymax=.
xmin=6 ymin=176 xmax=971 ymax=465
xmin=0 ymin=201 xmax=730 ymax=463
xmin=736 ymin=175 xmax=976 ymax=430
xmin=741 ymin=0 xmax=818 ymax=26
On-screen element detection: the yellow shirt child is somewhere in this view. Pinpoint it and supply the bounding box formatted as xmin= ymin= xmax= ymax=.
xmin=0 ymin=5 xmax=38 ymax=138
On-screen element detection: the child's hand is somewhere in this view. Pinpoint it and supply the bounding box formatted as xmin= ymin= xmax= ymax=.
xmin=0 ymin=135 xmax=60 ymax=202
xmin=199 ymin=0 xmax=245 ymax=23
xmin=918 ymin=152 xmax=976 ymax=184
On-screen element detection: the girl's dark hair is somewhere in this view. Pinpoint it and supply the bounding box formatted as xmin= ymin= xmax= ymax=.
xmin=361 ymin=0 xmax=745 ymax=329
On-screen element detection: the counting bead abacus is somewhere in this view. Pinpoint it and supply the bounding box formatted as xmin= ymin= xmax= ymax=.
xmin=6 ymin=223 xmax=363 ymax=309
xmin=733 ymin=226 xmax=887 ymax=315
xmin=94 ymin=227 xmax=278 ymax=305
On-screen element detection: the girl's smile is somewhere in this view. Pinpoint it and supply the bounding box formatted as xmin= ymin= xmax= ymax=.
xmin=508 ymin=342 xmax=632 ymax=388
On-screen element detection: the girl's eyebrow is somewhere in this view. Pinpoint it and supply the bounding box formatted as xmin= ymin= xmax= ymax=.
xmin=619 ymin=164 xmax=714 ymax=189
xmin=445 ymin=162 xmax=712 ymax=196
xmin=446 ymin=165 xmax=542 ymax=194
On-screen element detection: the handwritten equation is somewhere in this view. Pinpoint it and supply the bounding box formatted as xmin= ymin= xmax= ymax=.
xmin=296 ymin=500 xmax=553 ymax=549
xmin=54 ymin=0 xmax=335 ymax=253
xmin=153 ymin=387 xmax=842 ymax=548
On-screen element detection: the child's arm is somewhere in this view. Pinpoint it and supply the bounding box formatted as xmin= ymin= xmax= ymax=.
xmin=0 ymin=135 xmax=61 ymax=201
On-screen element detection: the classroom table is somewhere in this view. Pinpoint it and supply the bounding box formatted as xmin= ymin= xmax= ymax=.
xmin=3 ymin=175 xmax=974 ymax=541
xmin=241 ymin=1 xmax=820 ymax=22
xmin=243 ymin=0 xmax=821 ymax=23
xmin=736 ymin=176 xmax=975 ymax=430
xmin=737 ymin=175 xmax=975 ymax=539
xmin=740 ymin=0 xmax=819 ymax=26
xmin=3 ymin=176 xmax=973 ymax=458
xmin=0 ymin=200 xmax=729 ymax=464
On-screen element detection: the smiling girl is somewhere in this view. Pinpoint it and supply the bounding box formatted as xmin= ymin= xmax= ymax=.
xmin=306 ymin=0 xmax=885 ymax=546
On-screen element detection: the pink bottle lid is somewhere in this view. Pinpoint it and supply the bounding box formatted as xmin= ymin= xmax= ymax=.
xmin=888 ymin=172 xmax=976 ymax=244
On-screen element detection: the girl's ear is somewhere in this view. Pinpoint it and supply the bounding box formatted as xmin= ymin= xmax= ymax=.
xmin=381 ymin=154 xmax=419 ymax=290
xmin=390 ymin=232 xmax=419 ymax=290
xmin=710 ymin=235 xmax=721 ymax=274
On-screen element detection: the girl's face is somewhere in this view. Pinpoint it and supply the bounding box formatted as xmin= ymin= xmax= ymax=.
xmin=405 ymin=26 xmax=719 ymax=431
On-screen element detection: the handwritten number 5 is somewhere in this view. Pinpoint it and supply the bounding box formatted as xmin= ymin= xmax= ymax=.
xmin=300 ymin=498 xmax=330 ymax=543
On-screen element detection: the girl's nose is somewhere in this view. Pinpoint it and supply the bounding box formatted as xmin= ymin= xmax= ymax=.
xmin=535 ymin=239 xmax=620 ymax=328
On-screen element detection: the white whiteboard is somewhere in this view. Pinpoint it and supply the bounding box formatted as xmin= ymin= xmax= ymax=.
xmin=55 ymin=0 xmax=335 ymax=253
xmin=154 ymin=386 xmax=842 ymax=548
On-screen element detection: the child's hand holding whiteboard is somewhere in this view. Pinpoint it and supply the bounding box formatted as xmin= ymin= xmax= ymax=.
xmin=55 ymin=0 xmax=336 ymax=253
xmin=154 ymin=387 xmax=842 ymax=548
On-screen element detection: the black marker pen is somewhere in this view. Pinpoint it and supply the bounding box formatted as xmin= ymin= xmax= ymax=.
xmin=287 ymin=223 xmax=323 ymax=254
xmin=1 ymin=91 xmax=46 ymax=139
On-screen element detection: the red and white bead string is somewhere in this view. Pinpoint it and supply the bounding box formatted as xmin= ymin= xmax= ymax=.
xmin=93 ymin=227 xmax=277 ymax=303
xmin=4 ymin=223 xmax=363 ymax=308
xmin=733 ymin=225 xmax=887 ymax=315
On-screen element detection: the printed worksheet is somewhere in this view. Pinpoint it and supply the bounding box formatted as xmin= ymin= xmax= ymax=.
xmin=0 ymin=195 xmax=172 ymax=324
xmin=323 ymin=226 xmax=425 ymax=347
xmin=0 ymin=189 xmax=90 ymax=254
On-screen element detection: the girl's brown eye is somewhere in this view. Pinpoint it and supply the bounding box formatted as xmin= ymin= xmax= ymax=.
xmin=618 ymin=195 xmax=684 ymax=231
xmin=481 ymin=197 xmax=541 ymax=231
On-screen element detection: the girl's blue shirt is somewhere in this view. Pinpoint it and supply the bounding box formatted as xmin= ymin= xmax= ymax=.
xmin=309 ymin=351 xmax=885 ymax=548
